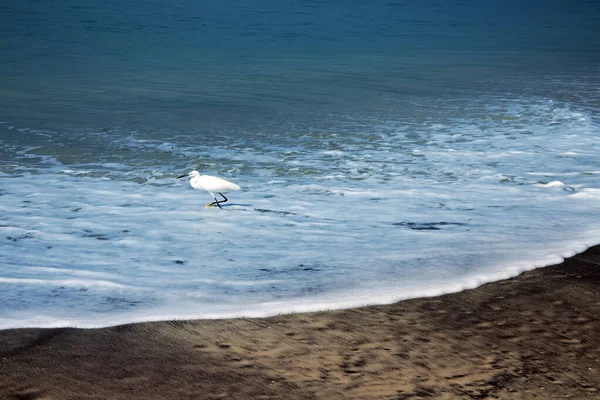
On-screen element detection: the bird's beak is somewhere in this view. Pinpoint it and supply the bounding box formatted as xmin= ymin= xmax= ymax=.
xmin=176 ymin=174 xmax=188 ymax=179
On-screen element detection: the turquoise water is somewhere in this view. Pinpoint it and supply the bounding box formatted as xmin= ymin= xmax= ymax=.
xmin=1 ymin=0 xmax=600 ymax=328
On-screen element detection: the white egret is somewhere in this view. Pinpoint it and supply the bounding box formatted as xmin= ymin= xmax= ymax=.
xmin=177 ymin=171 xmax=241 ymax=208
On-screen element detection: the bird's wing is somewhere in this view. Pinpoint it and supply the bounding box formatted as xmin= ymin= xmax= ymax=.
xmin=203 ymin=176 xmax=241 ymax=191
xmin=221 ymin=178 xmax=241 ymax=191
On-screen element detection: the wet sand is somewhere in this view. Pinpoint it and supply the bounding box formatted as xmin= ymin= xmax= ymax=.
xmin=1 ymin=245 xmax=599 ymax=399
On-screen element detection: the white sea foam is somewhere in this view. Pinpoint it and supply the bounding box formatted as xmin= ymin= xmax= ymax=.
xmin=536 ymin=181 xmax=566 ymax=188
xmin=1 ymin=97 xmax=599 ymax=329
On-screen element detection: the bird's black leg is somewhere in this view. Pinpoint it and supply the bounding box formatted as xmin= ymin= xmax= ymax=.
xmin=211 ymin=193 xmax=228 ymax=208
xmin=212 ymin=196 xmax=223 ymax=209
xmin=207 ymin=193 xmax=228 ymax=209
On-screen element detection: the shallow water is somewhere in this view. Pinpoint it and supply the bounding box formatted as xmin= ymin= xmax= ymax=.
xmin=1 ymin=0 xmax=600 ymax=328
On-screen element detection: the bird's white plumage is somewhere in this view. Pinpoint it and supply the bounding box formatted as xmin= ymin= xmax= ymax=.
xmin=187 ymin=171 xmax=241 ymax=193
xmin=178 ymin=170 xmax=240 ymax=208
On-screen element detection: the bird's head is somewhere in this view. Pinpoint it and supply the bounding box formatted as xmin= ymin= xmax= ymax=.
xmin=177 ymin=170 xmax=201 ymax=179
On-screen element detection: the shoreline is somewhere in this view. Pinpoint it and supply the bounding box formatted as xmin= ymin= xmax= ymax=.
xmin=1 ymin=245 xmax=599 ymax=399
xmin=0 ymin=246 xmax=592 ymax=331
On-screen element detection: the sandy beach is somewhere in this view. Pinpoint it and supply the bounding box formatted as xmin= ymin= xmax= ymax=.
xmin=1 ymin=245 xmax=599 ymax=399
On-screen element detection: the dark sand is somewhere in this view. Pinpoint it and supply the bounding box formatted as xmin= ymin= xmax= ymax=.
xmin=1 ymin=245 xmax=599 ymax=400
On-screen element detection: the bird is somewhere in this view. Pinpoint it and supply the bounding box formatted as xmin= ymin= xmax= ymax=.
xmin=177 ymin=171 xmax=241 ymax=208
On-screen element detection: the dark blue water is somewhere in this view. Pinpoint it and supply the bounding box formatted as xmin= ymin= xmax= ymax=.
xmin=1 ymin=0 xmax=599 ymax=131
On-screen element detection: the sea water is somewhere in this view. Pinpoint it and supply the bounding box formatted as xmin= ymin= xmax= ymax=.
xmin=1 ymin=0 xmax=600 ymax=328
